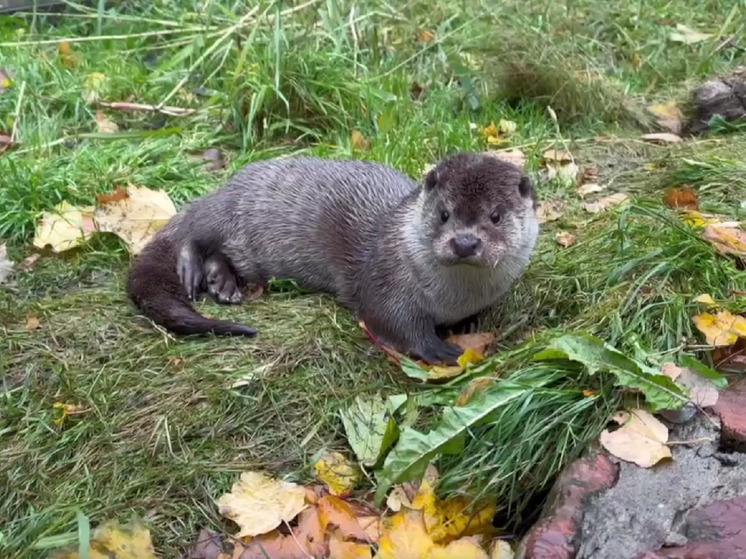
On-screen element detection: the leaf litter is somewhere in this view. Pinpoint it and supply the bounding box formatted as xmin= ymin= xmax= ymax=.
xmin=0 ymin=243 xmax=13 ymax=284
xmin=599 ymin=409 xmax=671 ymax=468
xmin=314 ymin=452 xmax=361 ymax=496
xmin=51 ymin=518 xmax=156 ymax=559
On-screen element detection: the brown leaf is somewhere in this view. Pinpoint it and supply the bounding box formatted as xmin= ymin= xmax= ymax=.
xmin=234 ymin=507 xmax=327 ymax=559
xmin=580 ymin=165 xmax=600 ymax=184
xmin=317 ymin=495 xmax=372 ymax=542
xmin=577 ymin=183 xmax=605 ymax=197
xmin=0 ymin=132 xmax=15 ymax=153
xmin=189 ymin=529 xmax=225 ymax=559
xmin=555 ymin=231 xmax=576 ymax=247
xmin=536 ymin=200 xmax=566 ymax=223
xmin=96 ymin=186 xmax=129 ymax=204
xmin=455 ymin=378 xmax=495 ymax=406
xmin=25 ymin=313 xmax=40 ymax=330
xmin=20 ymin=253 xmax=41 ymax=271
xmin=351 ymin=130 xmax=370 ymax=151
xmin=582 ymin=193 xmax=630 ymax=214
xmin=446 ymin=332 xmax=494 ymax=356
xmin=647 ymin=101 xmax=684 ymax=135
xmin=703 ymin=223 xmax=746 ymax=258
xmin=417 ymin=29 xmax=435 ymax=43
xmin=95 ymin=110 xmax=119 ymax=134
xmin=58 ymin=41 xmax=78 ymax=67
xmin=599 ymin=409 xmax=671 ymax=468
xmin=242 ymin=283 xmax=264 ymax=301
xmin=663 ymin=187 xmax=699 ymax=209
xmin=660 ymin=363 xmax=719 ymax=408
xmin=641 ymin=132 xmax=682 ymax=144
xmin=486 ymin=149 xmax=526 ymax=170
xmin=542 ymin=149 xmax=573 ymax=163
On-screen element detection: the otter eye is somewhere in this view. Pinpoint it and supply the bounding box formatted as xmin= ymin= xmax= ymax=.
xmin=490 ymin=210 xmax=502 ymax=225
xmin=440 ymin=210 xmax=450 ymax=223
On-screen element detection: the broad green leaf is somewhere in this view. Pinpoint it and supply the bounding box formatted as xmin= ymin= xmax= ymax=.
xmin=340 ymin=396 xmax=399 ymax=467
xmin=533 ymin=333 xmax=687 ymax=411
xmin=680 ymin=355 xmax=728 ymax=388
xmin=401 ymin=358 xmax=430 ymax=381
xmin=374 ymin=382 xmax=529 ymax=503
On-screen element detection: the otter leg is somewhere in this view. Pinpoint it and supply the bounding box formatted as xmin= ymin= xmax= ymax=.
xmin=411 ymin=333 xmax=464 ymax=365
xmin=204 ymin=255 xmax=244 ymax=305
xmin=177 ymin=242 xmax=204 ymax=301
xmin=436 ymin=312 xmax=481 ymax=337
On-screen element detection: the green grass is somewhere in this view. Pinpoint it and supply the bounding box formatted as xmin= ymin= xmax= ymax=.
xmin=1 ymin=0 xmax=746 ymax=557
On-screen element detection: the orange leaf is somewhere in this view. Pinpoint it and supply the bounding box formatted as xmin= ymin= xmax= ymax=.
xmin=96 ymin=186 xmax=130 ymax=204
xmin=58 ymin=41 xmax=78 ymax=67
xmin=663 ymin=187 xmax=698 ymax=210
xmin=25 ymin=313 xmax=40 ymax=330
xmin=317 ymin=495 xmax=372 ymax=542
xmin=329 ymin=531 xmax=373 ymax=559
xmin=235 ymin=507 xmax=327 ymax=559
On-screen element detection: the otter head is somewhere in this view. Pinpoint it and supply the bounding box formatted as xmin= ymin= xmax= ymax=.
xmin=420 ymin=152 xmax=537 ymax=267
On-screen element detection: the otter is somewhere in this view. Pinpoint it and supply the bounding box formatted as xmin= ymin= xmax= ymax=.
xmin=126 ymin=152 xmax=539 ymax=364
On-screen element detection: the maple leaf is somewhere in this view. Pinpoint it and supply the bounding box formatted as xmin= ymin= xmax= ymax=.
xmin=317 ymin=495 xmax=373 ymax=542
xmin=33 ymin=201 xmax=96 ymax=253
xmin=51 ymin=518 xmax=156 ymax=559
xmin=693 ymin=309 xmax=746 ymax=346
xmin=329 ymin=532 xmax=373 ymax=559
xmin=93 ymin=184 xmax=176 ymax=255
xmin=216 ymin=471 xmax=307 ymax=538
xmin=234 ymin=507 xmax=327 ymax=559
xmin=599 ymin=409 xmax=671 ymax=468
xmin=703 ymin=223 xmax=746 ymax=258
xmin=314 ymin=452 xmax=360 ymax=496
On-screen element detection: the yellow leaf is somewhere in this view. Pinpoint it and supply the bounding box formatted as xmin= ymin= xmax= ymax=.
xmin=426 ymin=537 xmax=490 ymax=559
xmin=93 ymin=184 xmax=176 ymax=255
xmin=497 ymin=119 xmax=517 ymax=136
xmin=215 ymin=471 xmax=307 ymax=538
xmin=693 ymin=310 xmax=746 ymax=347
xmin=457 ymin=348 xmax=483 ymax=370
xmin=329 ymin=531 xmax=373 ymax=559
xmin=410 ymin=480 xmax=496 ymax=544
xmin=647 ymin=101 xmax=684 ymax=135
xmin=33 ymin=201 xmax=96 ymax=253
xmin=669 ymin=24 xmax=713 ymax=44
xmin=447 ymin=333 xmax=494 ymax=356
xmin=25 ymin=313 xmax=40 ymax=330
xmin=314 ymin=452 xmax=360 ymax=496
xmin=51 ymin=519 xmax=156 ymax=559
xmin=58 ymin=41 xmax=78 ymax=67
xmin=375 ymin=508 xmax=435 ymax=559
xmin=694 ymin=294 xmax=717 ymax=307
xmin=317 ymin=495 xmax=372 ymax=542
xmin=84 ymin=72 xmax=107 ymax=104
xmin=542 ymin=149 xmax=573 ymax=163
xmin=351 ymin=130 xmax=370 ymax=151
xmin=599 ymin=409 xmax=671 ymax=468
xmin=52 ymin=402 xmax=87 ymax=425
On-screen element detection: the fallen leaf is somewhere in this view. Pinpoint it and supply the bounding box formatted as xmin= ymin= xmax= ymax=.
xmin=647 ymin=101 xmax=684 ymax=135
xmin=582 ymin=193 xmax=630 ymax=214
xmin=95 ymin=110 xmax=119 ymax=134
xmin=410 ymin=480 xmax=496 ymax=544
xmin=580 ymin=165 xmax=600 ymax=184
xmin=582 ymin=389 xmax=596 ymax=397
xmin=489 ymin=540 xmax=515 ymax=559
xmin=96 ymin=186 xmax=129 ymax=204
xmin=426 ymin=365 xmax=467 ymax=380
xmin=329 ymin=532 xmax=373 ymax=559
xmin=234 ymin=506 xmax=327 ymax=559
xmin=417 ymin=29 xmax=435 ymax=43
xmin=545 ymin=160 xmax=579 ymax=183
xmin=669 ymin=23 xmax=713 ymax=44
xmin=33 ymin=201 xmax=96 ymax=253
xmin=481 ymin=122 xmax=505 ymax=146
xmin=317 ymin=495 xmax=372 ymax=542
xmin=351 ymin=130 xmax=370 ymax=151
xmin=446 ymin=333 xmax=495 ymax=356
xmin=202 ymin=148 xmax=226 ymax=172
xmin=660 ymin=362 xmax=719 ymax=408
xmin=694 ymin=293 xmax=717 ymax=307
xmin=498 ymin=119 xmax=517 ymax=136
xmin=0 ymin=67 xmax=11 ymax=92
xmin=555 ymin=231 xmax=576 ymax=247
xmin=455 ymin=378 xmax=495 ymax=406
xmin=703 ymin=223 xmax=746 ymax=258
xmin=215 ymin=471 xmax=307 ymax=538
xmin=0 ymin=243 xmax=13 ymax=284
xmin=426 ymin=538 xmax=490 ymax=559
xmin=93 ymin=183 xmax=176 ymax=255
xmin=83 ymin=72 xmax=107 ymax=104
xmin=693 ymin=309 xmax=746 ymax=346
xmin=641 ymin=132 xmax=682 ymax=144
xmin=542 ymin=149 xmax=573 ymax=163
xmin=663 ymin=187 xmax=699 ymax=209
xmin=577 ymin=183 xmax=605 ymax=197
xmin=375 ymin=508 xmax=435 ymax=559
xmin=189 ymin=528 xmax=225 ymax=559
xmin=599 ymin=409 xmax=671 ymax=468
xmin=314 ymin=452 xmax=360 ymax=496
xmin=486 ymin=149 xmax=526 ymax=170
xmin=51 ymin=518 xmax=156 ymax=559
xmin=536 ymin=200 xmax=566 ymax=223
xmin=0 ymin=132 xmax=14 ymax=152
xmin=58 ymin=41 xmax=78 ymax=67
xmin=456 ymin=348 xmax=483 ymax=370
xmin=25 ymin=313 xmax=40 ymax=330
xmin=386 ymin=485 xmax=413 ymax=512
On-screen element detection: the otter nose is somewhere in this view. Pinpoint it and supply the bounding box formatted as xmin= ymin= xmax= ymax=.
xmin=451 ymin=234 xmax=482 ymax=258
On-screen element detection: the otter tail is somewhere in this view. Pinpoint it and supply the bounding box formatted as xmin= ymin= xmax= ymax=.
xmin=126 ymin=237 xmax=257 ymax=337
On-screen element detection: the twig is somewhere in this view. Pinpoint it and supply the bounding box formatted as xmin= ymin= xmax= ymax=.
xmin=98 ymin=101 xmax=196 ymax=117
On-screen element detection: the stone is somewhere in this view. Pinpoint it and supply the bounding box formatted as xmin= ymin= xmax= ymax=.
xmin=516 ymin=452 xmax=619 ymax=559
xmin=711 ymin=377 xmax=746 ymax=452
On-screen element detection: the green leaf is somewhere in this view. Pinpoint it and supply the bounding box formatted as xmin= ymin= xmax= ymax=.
xmin=680 ymin=355 xmax=728 ymax=388
xmin=533 ymin=333 xmax=687 ymax=411
xmin=374 ymin=382 xmax=529 ymax=503
xmin=400 ymin=358 xmax=429 ymax=381
xmin=340 ymin=396 xmax=399 ymax=467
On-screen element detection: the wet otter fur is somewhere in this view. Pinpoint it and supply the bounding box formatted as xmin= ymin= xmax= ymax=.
xmin=126 ymin=153 xmax=539 ymax=364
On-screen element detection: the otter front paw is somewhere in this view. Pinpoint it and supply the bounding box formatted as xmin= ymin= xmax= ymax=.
xmin=177 ymin=244 xmax=203 ymax=301
xmin=412 ymin=339 xmax=464 ymax=366
xmin=205 ymin=256 xmax=243 ymax=305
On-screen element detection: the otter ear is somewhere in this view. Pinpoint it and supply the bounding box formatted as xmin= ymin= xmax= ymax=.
xmin=424 ymin=167 xmax=439 ymax=191
xmin=519 ymin=174 xmax=538 ymax=209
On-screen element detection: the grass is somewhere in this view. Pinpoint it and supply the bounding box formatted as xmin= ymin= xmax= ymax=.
xmin=1 ymin=0 xmax=746 ymax=557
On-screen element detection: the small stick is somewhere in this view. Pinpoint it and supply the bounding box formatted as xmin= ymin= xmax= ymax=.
xmin=98 ymin=101 xmax=196 ymax=117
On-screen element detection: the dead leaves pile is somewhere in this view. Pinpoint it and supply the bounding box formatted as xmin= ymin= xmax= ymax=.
xmin=187 ymin=462 xmax=505 ymax=559
xmin=32 ymin=183 xmax=176 ymax=255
